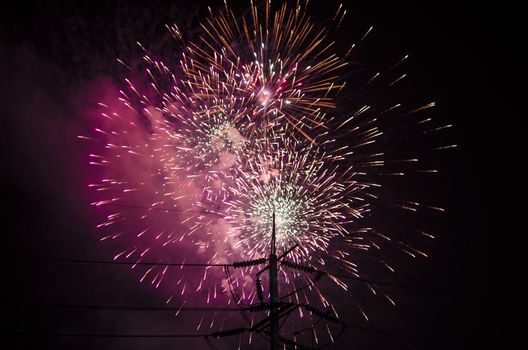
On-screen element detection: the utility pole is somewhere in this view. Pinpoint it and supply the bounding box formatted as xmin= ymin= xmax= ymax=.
xmin=269 ymin=211 xmax=279 ymax=350
xmin=213 ymin=211 xmax=344 ymax=349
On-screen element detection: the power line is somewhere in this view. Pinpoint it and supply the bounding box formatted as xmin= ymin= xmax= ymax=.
xmin=6 ymin=256 xmax=419 ymax=290
xmin=7 ymin=331 xmax=210 ymax=338
xmin=10 ymin=302 xmax=246 ymax=312
xmin=7 ymin=323 xmax=429 ymax=345
xmin=341 ymin=323 xmax=432 ymax=346
xmin=12 ymin=195 xmax=424 ymax=289
xmin=11 ymin=194 xmax=430 ymax=347
xmin=12 ymin=302 xmax=418 ymax=343
xmin=4 ymin=256 xmax=232 ymax=267
xmin=319 ymin=271 xmax=420 ymax=291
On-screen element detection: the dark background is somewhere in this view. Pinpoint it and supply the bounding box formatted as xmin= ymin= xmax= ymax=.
xmin=1 ymin=1 xmax=512 ymax=349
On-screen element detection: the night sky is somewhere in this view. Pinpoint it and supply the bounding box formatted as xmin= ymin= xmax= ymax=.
xmin=1 ymin=1 xmax=511 ymax=349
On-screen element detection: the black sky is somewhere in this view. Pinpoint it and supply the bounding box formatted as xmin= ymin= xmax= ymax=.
xmin=1 ymin=1 xmax=512 ymax=349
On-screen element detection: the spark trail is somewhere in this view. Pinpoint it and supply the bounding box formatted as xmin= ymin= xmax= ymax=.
xmin=79 ymin=1 xmax=454 ymax=347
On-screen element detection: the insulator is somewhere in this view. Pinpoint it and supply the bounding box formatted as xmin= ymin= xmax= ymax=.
xmin=281 ymin=260 xmax=316 ymax=273
xmin=302 ymin=304 xmax=340 ymax=324
xmin=233 ymin=258 xmax=267 ymax=268
xmin=256 ymin=279 xmax=264 ymax=302
xmin=248 ymin=303 xmax=271 ymax=312
xmin=212 ymin=327 xmax=246 ymax=338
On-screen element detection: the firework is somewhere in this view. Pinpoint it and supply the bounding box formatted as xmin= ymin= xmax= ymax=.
xmin=177 ymin=1 xmax=347 ymax=142
xmin=209 ymin=134 xmax=365 ymax=263
xmin=80 ymin=0 xmax=455 ymax=345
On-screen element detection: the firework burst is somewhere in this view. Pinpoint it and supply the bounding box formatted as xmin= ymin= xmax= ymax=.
xmin=177 ymin=1 xmax=347 ymax=141
xmin=209 ymin=134 xmax=366 ymax=264
xmin=79 ymin=0 xmax=455 ymax=345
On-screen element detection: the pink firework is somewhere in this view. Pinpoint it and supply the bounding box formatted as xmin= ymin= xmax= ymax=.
xmin=79 ymin=1 xmax=455 ymax=346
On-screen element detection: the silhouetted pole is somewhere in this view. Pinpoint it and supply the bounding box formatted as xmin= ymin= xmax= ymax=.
xmin=269 ymin=211 xmax=279 ymax=350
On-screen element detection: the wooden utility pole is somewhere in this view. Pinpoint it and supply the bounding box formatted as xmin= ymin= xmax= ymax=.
xmin=269 ymin=211 xmax=279 ymax=350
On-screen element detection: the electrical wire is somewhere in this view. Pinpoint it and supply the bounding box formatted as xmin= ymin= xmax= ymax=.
xmin=5 ymin=256 xmax=231 ymax=267
xmin=10 ymin=302 xmax=247 ymax=312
